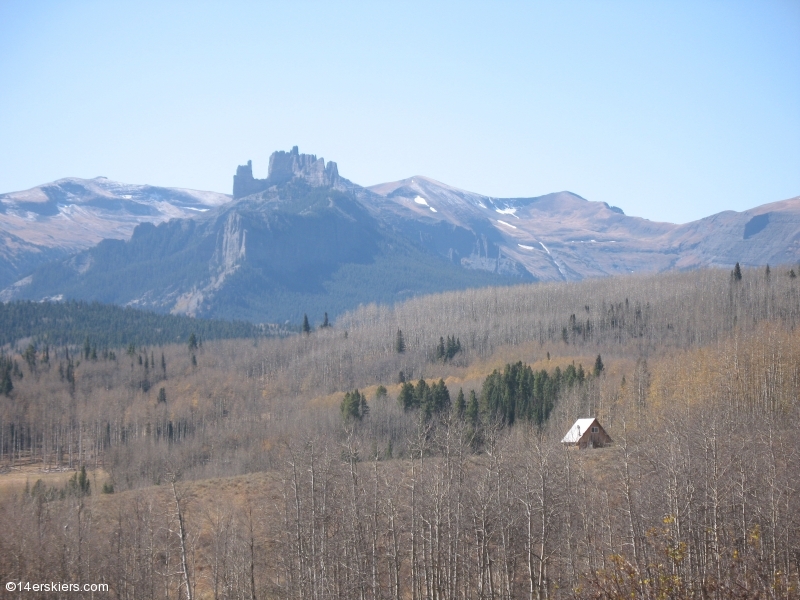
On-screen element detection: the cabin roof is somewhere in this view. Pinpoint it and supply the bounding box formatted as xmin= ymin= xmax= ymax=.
xmin=561 ymin=418 xmax=598 ymax=444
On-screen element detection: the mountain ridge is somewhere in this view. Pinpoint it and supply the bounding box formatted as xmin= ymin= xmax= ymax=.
xmin=0 ymin=176 xmax=230 ymax=288
xmin=1 ymin=147 xmax=798 ymax=322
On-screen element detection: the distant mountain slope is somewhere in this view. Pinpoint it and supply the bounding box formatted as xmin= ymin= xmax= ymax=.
xmin=1 ymin=147 xmax=798 ymax=323
xmin=366 ymin=176 xmax=800 ymax=280
xmin=0 ymin=176 xmax=230 ymax=288
xmin=1 ymin=151 xmax=511 ymax=322
xmin=0 ymin=299 xmax=264 ymax=348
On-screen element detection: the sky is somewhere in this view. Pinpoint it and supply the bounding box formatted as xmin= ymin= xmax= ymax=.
xmin=0 ymin=1 xmax=798 ymax=224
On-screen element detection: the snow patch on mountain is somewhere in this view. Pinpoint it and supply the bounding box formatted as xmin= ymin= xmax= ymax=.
xmin=496 ymin=207 xmax=518 ymax=218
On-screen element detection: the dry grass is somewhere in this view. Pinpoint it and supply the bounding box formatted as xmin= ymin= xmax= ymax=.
xmin=0 ymin=464 xmax=111 ymax=500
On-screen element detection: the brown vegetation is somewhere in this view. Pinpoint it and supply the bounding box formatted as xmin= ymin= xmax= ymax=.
xmin=0 ymin=265 xmax=799 ymax=598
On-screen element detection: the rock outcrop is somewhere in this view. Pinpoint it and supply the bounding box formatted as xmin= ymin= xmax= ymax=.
xmin=233 ymin=146 xmax=340 ymax=199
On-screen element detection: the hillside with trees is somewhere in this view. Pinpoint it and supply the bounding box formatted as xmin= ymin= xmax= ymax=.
xmin=0 ymin=299 xmax=268 ymax=348
xmin=0 ymin=264 xmax=798 ymax=598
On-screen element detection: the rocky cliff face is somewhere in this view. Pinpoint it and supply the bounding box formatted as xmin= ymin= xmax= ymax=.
xmin=233 ymin=146 xmax=340 ymax=199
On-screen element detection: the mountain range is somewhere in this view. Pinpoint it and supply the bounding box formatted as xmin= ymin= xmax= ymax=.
xmin=0 ymin=176 xmax=229 ymax=290
xmin=1 ymin=146 xmax=798 ymax=323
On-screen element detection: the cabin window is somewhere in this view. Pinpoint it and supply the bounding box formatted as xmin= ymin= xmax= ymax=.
xmin=591 ymin=426 xmax=598 ymax=433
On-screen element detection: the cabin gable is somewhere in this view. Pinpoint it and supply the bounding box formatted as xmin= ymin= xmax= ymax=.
xmin=561 ymin=418 xmax=612 ymax=449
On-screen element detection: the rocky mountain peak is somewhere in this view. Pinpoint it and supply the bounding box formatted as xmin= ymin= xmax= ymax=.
xmin=233 ymin=146 xmax=340 ymax=199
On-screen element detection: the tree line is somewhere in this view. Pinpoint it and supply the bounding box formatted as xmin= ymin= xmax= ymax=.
xmin=0 ymin=299 xmax=268 ymax=349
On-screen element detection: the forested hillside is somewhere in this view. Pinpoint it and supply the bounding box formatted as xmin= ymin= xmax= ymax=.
xmin=0 ymin=265 xmax=798 ymax=598
xmin=0 ymin=299 xmax=267 ymax=348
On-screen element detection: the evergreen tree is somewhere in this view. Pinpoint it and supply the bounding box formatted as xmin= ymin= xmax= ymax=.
xmin=455 ymin=388 xmax=466 ymax=419
xmin=375 ymin=385 xmax=387 ymax=399
xmin=479 ymin=361 xmax=565 ymax=426
xmin=0 ymin=358 xmax=12 ymax=396
xmin=157 ymin=387 xmax=167 ymax=404
xmin=23 ymin=343 xmax=36 ymax=372
xmin=341 ymin=389 xmax=366 ymax=422
xmin=594 ymin=354 xmax=604 ymax=377
xmin=466 ymin=390 xmax=479 ymax=426
xmin=188 ymin=332 xmax=198 ymax=351
xmin=446 ymin=336 xmax=462 ymax=360
xmin=414 ymin=378 xmax=429 ymax=412
xmin=321 ymin=312 xmax=330 ymax=328
xmin=398 ymin=382 xmax=415 ymax=411
xmin=395 ymin=329 xmax=406 ymax=354
xmin=732 ymin=262 xmax=742 ymax=281
xmin=68 ymin=466 xmax=91 ymax=497
xmin=161 ymin=352 xmax=167 ymax=375
xmin=83 ymin=336 xmax=91 ymax=360
xmin=431 ymin=379 xmax=450 ymax=415
xmin=302 ymin=314 xmax=311 ymax=334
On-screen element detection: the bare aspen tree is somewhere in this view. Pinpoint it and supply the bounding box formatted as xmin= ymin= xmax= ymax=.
xmin=170 ymin=474 xmax=194 ymax=600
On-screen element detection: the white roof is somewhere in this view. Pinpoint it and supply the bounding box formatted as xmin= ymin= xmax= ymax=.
xmin=561 ymin=418 xmax=597 ymax=444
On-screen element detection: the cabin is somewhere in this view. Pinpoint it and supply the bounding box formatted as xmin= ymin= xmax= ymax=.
xmin=561 ymin=418 xmax=612 ymax=449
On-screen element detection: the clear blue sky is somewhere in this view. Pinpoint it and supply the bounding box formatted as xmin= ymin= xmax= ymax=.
xmin=1 ymin=1 xmax=798 ymax=224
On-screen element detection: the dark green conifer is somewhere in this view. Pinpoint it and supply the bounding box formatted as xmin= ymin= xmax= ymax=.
xmin=594 ymin=354 xmax=604 ymax=377
xmin=466 ymin=390 xmax=479 ymax=426
xmin=341 ymin=389 xmax=365 ymax=422
xmin=0 ymin=362 xmax=12 ymax=396
xmin=732 ymin=262 xmax=742 ymax=281
xmin=302 ymin=314 xmax=311 ymax=334
xmin=398 ymin=382 xmax=415 ymax=411
xmin=23 ymin=343 xmax=36 ymax=372
xmin=395 ymin=329 xmax=406 ymax=354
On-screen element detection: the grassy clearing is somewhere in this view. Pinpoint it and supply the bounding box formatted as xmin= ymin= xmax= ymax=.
xmin=0 ymin=464 xmax=110 ymax=500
